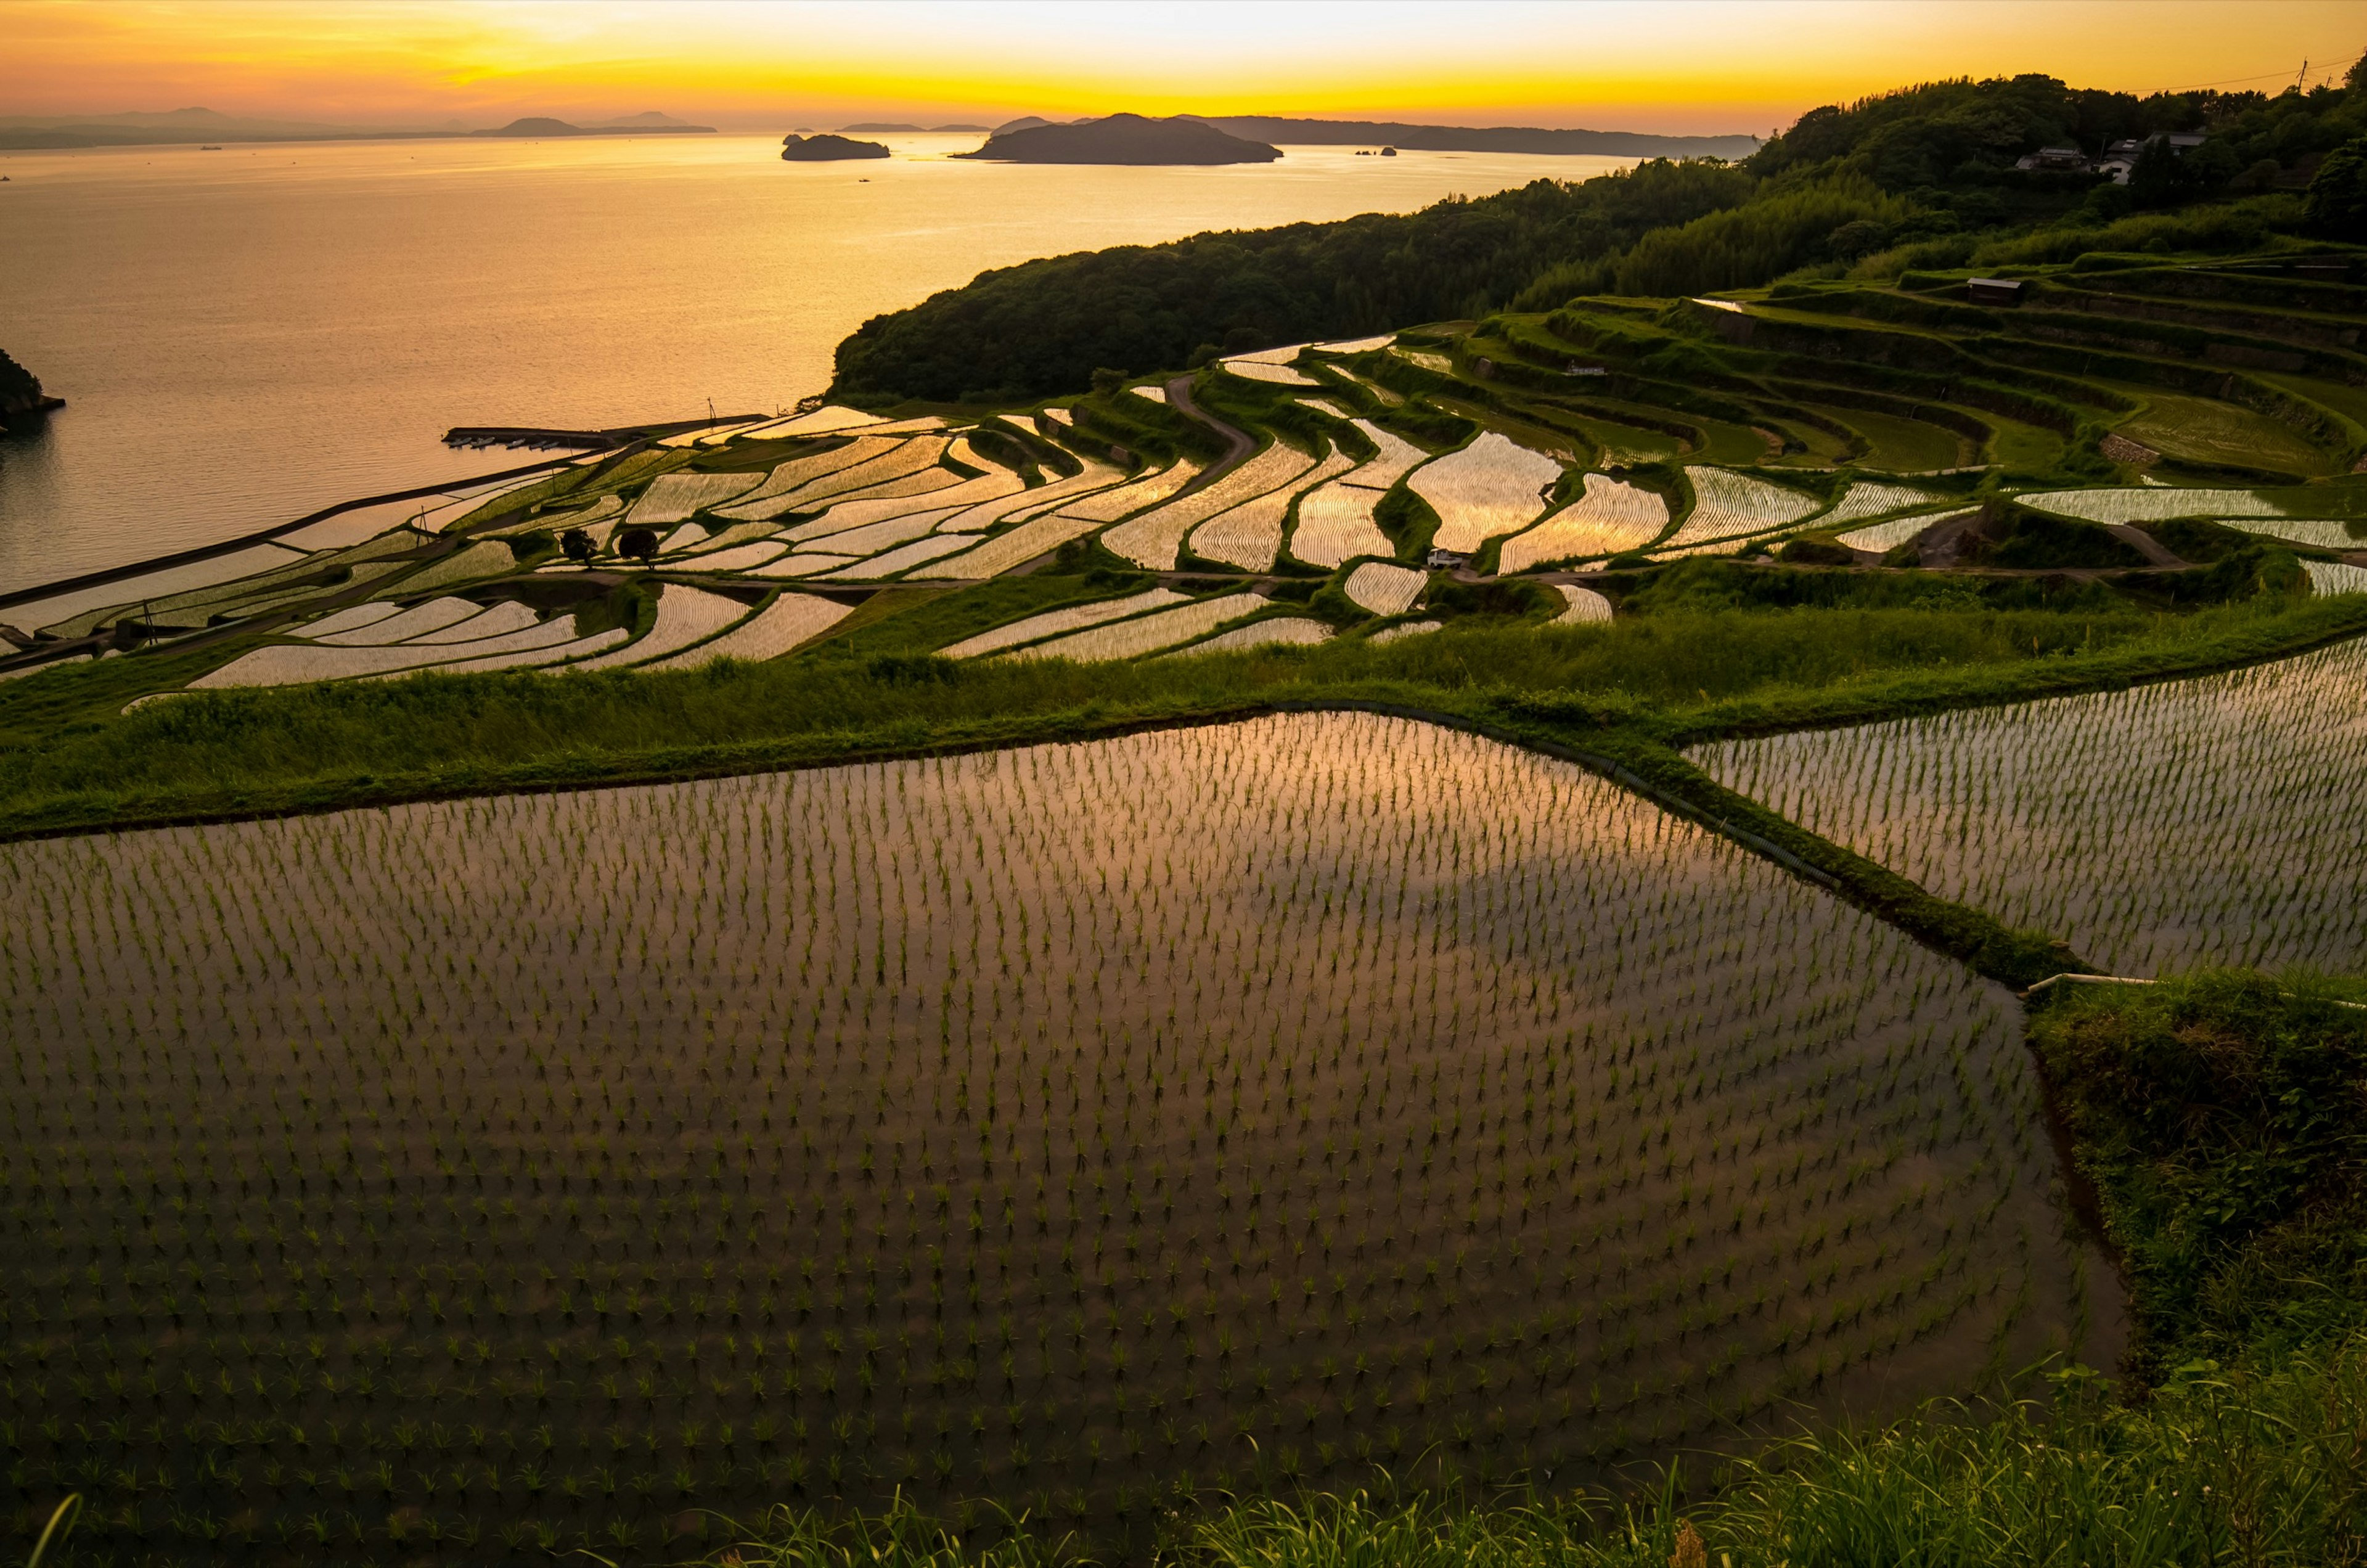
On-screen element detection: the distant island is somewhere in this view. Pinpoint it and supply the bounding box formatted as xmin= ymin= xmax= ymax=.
xmin=0 ymin=348 xmax=64 ymax=429
xmin=955 ymin=112 xmax=1282 ymax=166
xmin=782 ymin=133 xmax=891 ymax=161
xmin=472 ymin=116 xmax=716 ymax=138
xmin=841 ymin=121 xmax=989 ymax=133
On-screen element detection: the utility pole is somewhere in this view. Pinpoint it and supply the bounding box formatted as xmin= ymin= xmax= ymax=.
xmin=2295 ymin=58 xmax=2309 ymax=92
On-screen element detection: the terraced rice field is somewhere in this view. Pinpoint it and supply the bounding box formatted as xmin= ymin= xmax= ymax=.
xmin=1693 ymin=640 xmax=2367 ymax=976
xmin=1655 ymin=470 xmax=1824 ymax=554
xmin=2019 ymin=487 xmax=2284 ymax=524
xmin=1103 ymin=443 xmax=1321 ymax=571
xmin=0 ymin=714 xmax=2095 ymax=1559
xmin=1497 ymin=476 xmax=1667 ymax=572
xmin=1190 ymin=451 xmax=1355 ymax=571
xmin=1408 ymin=434 xmax=1564 ymax=553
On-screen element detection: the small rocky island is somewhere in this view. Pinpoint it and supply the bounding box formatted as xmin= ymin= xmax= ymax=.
xmin=781 ymin=133 xmax=891 ymax=161
xmin=954 ymin=112 xmax=1282 ymax=165
xmin=0 ymin=348 xmax=63 ymax=430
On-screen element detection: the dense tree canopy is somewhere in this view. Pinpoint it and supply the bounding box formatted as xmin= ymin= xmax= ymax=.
xmin=830 ymin=160 xmax=1751 ymax=402
xmin=831 ymin=65 xmax=2367 ymax=403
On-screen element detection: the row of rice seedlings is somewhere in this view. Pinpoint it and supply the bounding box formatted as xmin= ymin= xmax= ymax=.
xmin=662 ymin=519 xmax=783 ymax=558
xmin=567 ymin=586 xmax=753 ymax=671
xmin=1368 ymin=619 xmax=1440 ymax=643
xmin=1693 ymin=638 xmax=2367 ymax=976
xmin=2019 ymin=487 xmax=2284 ymax=524
xmin=623 ymin=472 xmax=769 ymax=528
xmin=1817 ymin=481 xmax=1941 ymax=529
xmin=1222 ymin=361 xmax=1319 ymax=387
xmin=1003 ymin=593 xmax=1267 ymax=662
xmin=1552 ymin=586 xmax=1614 ymax=624
xmin=1335 ymin=421 xmax=1429 ymax=491
xmin=709 ymin=437 xmax=907 ymax=519
xmin=2303 ymin=559 xmax=2367 ymax=595
xmin=1057 ymin=458 xmax=1206 ymax=525
xmin=1288 ymin=485 xmax=1396 ymax=569
xmin=935 ymin=458 xmax=1126 ymax=534
xmin=1163 ymin=617 xmax=1333 ymax=656
xmin=640 ymin=594 xmax=851 ymax=671
xmin=1192 ymin=451 xmax=1357 ymax=571
xmin=182 ymin=612 xmax=588 ymax=691
xmin=1407 ymin=434 xmax=1564 ymax=553
xmin=814 ymin=535 xmax=984 ymax=581
xmin=2224 ymin=516 xmax=2367 ymax=552
xmin=910 ymin=512 xmax=1102 ymax=581
xmin=721 ymin=438 xmax=957 ymax=523
xmin=1836 ymin=509 xmax=1968 ymax=555
xmin=671 ymin=541 xmax=789 ymax=574
xmin=1651 ymin=470 xmax=1821 ymax=555
xmin=0 ymin=714 xmax=2081 ymax=1550
xmin=1497 ymin=476 xmax=1666 ymax=573
xmin=1103 ymin=444 xmax=1321 ymax=571
xmin=938 ymin=589 xmax=1190 ymax=659
xmin=1342 ymin=563 xmax=1426 ymax=617
xmin=371 ymin=541 xmax=517 ymax=600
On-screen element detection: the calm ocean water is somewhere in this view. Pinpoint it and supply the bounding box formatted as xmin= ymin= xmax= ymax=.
xmin=0 ymin=133 xmax=1629 ymax=596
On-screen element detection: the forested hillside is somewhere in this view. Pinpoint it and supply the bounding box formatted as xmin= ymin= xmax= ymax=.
xmin=832 ymin=65 xmax=2367 ymax=404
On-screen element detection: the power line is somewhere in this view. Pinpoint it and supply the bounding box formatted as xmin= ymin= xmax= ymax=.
xmin=2156 ymin=46 xmax=2362 ymax=93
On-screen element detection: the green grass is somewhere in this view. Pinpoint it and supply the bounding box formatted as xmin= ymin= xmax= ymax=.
xmin=1833 ymin=406 xmax=1963 ymax=473
xmin=2030 ymin=972 xmax=2367 ymax=1376
xmin=2112 ymin=388 xmax=2338 ymax=478
xmin=4 ymin=574 xmax=2355 ymax=846
xmin=688 ymin=1331 xmax=2367 ymax=1566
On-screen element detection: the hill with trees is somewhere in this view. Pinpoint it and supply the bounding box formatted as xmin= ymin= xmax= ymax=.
xmin=951 ymin=112 xmax=1282 ymax=165
xmin=0 ymin=348 xmax=60 ymax=427
xmin=832 ymin=64 xmax=2367 ymax=404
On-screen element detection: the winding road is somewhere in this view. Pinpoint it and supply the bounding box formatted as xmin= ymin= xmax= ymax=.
xmin=1164 ymin=374 xmax=1254 ymax=497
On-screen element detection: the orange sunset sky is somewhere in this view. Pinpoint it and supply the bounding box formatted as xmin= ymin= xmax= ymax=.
xmin=2 ymin=0 xmax=2361 ymax=136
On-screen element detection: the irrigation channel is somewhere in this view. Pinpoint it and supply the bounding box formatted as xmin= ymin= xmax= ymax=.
xmin=0 ymin=711 xmax=2122 ymax=1559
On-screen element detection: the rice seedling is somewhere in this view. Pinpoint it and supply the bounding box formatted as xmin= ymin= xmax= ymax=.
xmin=1130 ymin=385 xmax=1169 ymax=404
xmin=2020 ymin=488 xmax=2285 ymax=524
xmin=1392 ymin=348 xmax=1454 ymax=374
xmin=1694 ymin=637 xmax=2367 ymax=976
xmin=640 ymin=594 xmax=852 ymax=671
xmin=1367 ymin=619 xmax=1441 ymax=643
xmin=1407 ymin=434 xmax=1564 ymax=553
xmin=790 ymin=510 xmax=963 ymax=560
xmin=1652 ymin=470 xmax=1822 ymax=555
xmin=937 ymin=590 xmax=1190 ymax=659
xmin=1314 ymin=335 xmax=1397 ymax=353
xmin=1342 ymin=563 xmax=1426 ymax=618
xmin=311 ymin=596 xmax=488 ymax=645
xmin=1497 ymin=476 xmax=1666 ymax=573
xmin=1163 ymin=617 xmax=1333 ymax=655
xmin=733 ymin=438 xmax=959 ymax=521
xmin=0 ymin=712 xmax=2089 ymax=1559
xmin=1103 ymin=444 xmax=1320 ymax=570
xmin=1002 ymin=592 xmax=1267 ymax=661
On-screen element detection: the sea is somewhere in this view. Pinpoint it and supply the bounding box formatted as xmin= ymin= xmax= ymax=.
xmin=0 ymin=133 xmax=1633 ymax=598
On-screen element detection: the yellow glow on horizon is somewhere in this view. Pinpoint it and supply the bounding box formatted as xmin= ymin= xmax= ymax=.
xmin=2 ymin=1 xmax=2358 ymax=136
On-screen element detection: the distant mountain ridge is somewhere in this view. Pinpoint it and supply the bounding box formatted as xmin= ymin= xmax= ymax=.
xmin=472 ymin=116 xmax=716 ymax=139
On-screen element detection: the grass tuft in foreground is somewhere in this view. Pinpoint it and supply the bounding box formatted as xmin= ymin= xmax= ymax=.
xmin=693 ymin=1331 xmax=2367 ymax=1566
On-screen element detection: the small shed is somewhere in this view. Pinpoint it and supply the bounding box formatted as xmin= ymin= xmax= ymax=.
xmin=1968 ymin=277 xmax=2026 ymax=307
